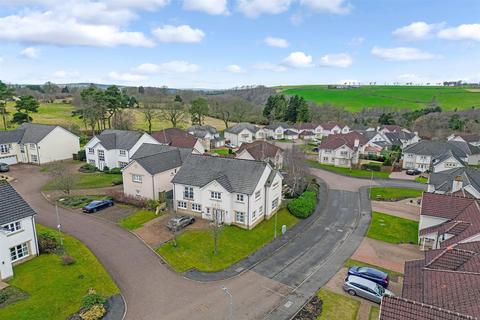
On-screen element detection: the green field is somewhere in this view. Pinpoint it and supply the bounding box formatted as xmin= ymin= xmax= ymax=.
xmin=282 ymin=85 xmax=480 ymax=111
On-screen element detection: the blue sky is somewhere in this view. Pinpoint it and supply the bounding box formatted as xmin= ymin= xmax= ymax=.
xmin=0 ymin=0 xmax=479 ymax=88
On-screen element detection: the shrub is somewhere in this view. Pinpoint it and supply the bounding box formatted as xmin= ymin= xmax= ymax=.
xmin=77 ymin=150 xmax=86 ymax=162
xmin=80 ymin=304 xmax=106 ymax=320
xmin=82 ymin=291 xmax=106 ymax=310
xmin=61 ymin=255 xmax=76 ymax=265
xmin=107 ymin=168 xmax=122 ymax=174
xmin=108 ymin=190 xmax=146 ymax=208
xmin=38 ymin=231 xmax=59 ymax=254
xmin=103 ymin=166 xmax=110 ymax=173
xmin=80 ymin=164 xmax=97 ymax=173
xmin=287 ymin=191 xmax=317 ymax=219
xmin=361 ymin=163 xmax=382 ymax=172
xmin=111 ymin=178 xmax=123 ymax=186
xmin=145 ymin=199 xmax=159 ymax=211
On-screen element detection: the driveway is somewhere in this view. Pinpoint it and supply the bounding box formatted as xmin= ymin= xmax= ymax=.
xmin=371 ymin=199 xmax=420 ymax=221
xmin=9 ymin=165 xmax=290 ymax=320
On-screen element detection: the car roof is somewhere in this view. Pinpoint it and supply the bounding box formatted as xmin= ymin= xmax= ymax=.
xmin=358 ymin=266 xmax=387 ymax=278
xmin=347 ymin=275 xmax=378 ymax=289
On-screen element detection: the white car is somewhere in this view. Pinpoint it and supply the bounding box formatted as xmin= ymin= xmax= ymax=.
xmin=343 ymin=275 xmax=394 ymax=304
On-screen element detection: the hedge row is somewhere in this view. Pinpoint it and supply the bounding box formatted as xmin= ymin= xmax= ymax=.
xmin=287 ymin=191 xmax=317 ymax=219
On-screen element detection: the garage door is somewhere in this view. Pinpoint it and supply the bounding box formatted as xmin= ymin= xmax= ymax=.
xmin=0 ymin=155 xmax=18 ymax=165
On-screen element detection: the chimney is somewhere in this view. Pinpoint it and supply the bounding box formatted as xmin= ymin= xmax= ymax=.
xmin=452 ymin=175 xmax=463 ymax=193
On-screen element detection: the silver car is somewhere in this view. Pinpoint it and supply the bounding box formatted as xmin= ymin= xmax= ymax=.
xmin=166 ymin=216 xmax=195 ymax=231
xmin=343 ymin=275 xmax=394 ymax=303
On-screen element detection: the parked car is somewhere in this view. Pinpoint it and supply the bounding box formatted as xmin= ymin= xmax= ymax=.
xmin=0 ymin=163 xmax=9 ymax=172
xmin=343 ymin=275 xmax=394 ymax=304
xmin=82 ymin=199 xmax=114 ymax=213
xmin=406 ymin=169 xmax=421 ymax=175
xmin=348 ymin=266 xmax=389 ymax=288
xmin=225 ymin=143 xmax=235 ymax=149
xmin=166 ymin=216 xmax=195 ymax=231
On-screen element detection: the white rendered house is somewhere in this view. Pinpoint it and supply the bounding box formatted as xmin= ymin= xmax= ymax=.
xmin=224 ymin=123 xmax=266 ymax=147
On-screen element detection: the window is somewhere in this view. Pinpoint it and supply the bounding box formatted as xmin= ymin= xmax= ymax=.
xmin=88 ymin=148 xmax=95 ymax=155
xmin=259 ymin=206 xmax=263 ymax=215
xmin=89 ymin=160 xmax=96 ymax=165
xmin=31 ymin=154 xmax=38 ymax=163
xmin=3 ymin=221 xmax=21 ymax=233
xmin=0 ymin=144 xmax=9 ymax=153
xmin=272 ymin=197 xmax=279 ymax=210
xmin=177 ymin=201 xmax=187 ymax=209
xmin=323 ymin=157 xmax=328 ymax=161
xmin=10 ymin=243 xmax=29 ymax=262
xmin=184 ymin=187 xmax=194 ymax=200
xmin=236 ymin=194 xmax=244 ymax=202
xmin=119 ymin=149 xmax=127 ymax=156
xmin=119 ymin=162 xmax=128 ymax=168
xmin=252 ymin=210 xmax=256 ymax=219
xmin=98 ymin=150 xmax=105 ymax=161
xmin=211 ymin=191 xmax=221 ymax=200
xmin=235 ymin=211 xmax=245 ymax=223
xmin=255 ymin=190 xmax=261 ymax=200
xmin=29 ymin=143 xmax=36 ymax=150
xmin=192 ymin=203 xmax=202 ymax=212
xmin=340 ymin=151 xmax=348 ymax=156
xmin=132 ymin=174 xmax=142 ymax=183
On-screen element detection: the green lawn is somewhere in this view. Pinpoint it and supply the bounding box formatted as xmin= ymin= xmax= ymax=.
xmin=415 ymin=176 xmax=428 ymax=184
xmin=43 ymin=172 xmax=122 ymax=191
xmin=0 ymin=225 xmax=119 ymax=320
xmin=306 ymin=160 xmax=390 ymax=179
xmin=211 ymin=148 xmax=233 ymax=156
xmin=367 ymin=212 xmax=419 ymax=244
xmin=316 ymin=288 xmax=360 ymax=320
xmin=369 ymin=306 xmax=380 ymax=320
xmin=119 ymin=210 xmax=158 ymax=230
xmin=370 ymin=187 xmax=423 ymax=201
xmin=157 ymin=208 xmax=298 ymax=272
xmin=282 ymin=85 xmax=480 ymax=112
xmin=344 ymin=259 xmax=403 ymax=282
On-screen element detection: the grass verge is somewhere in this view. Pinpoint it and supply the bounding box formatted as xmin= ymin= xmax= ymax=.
xmin=306 ymin=160 xmax=390 ymax=179
xmin=369 ymin=306 xmax=380 ymax=320
xmin=369 ymin=187 xmax=423 ymax=201
xmin=367 ymin=211 xmax=419 ymax=244
xmin=415 ymin=176 xmax=428 ymax=184
xmin=119 ymin=210 xmax=158 ymax=230
xmin=157 ymin=208 xmax=298 ymax=272
xmin=0 ymin=225 xmax=119 ymax=320
xmin=316 ymin=288 xmax=360 ymax=320
xmin=344 ymin=259 xmax=403 ymax=282
xmin=43 ymin=172 xmax=122 ymax=191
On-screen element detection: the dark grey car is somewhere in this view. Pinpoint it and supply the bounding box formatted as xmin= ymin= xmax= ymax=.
xmin=166 ymin=216 xmax=195 ymax=231
xmin=0 ymin=163 xmax=9 ymax=173
xmin=343 ymin=275 xmax=394 ymax=304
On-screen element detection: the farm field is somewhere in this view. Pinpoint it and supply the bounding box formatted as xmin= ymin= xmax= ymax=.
xmin=281 ymin=85 xmax=480 ymax=111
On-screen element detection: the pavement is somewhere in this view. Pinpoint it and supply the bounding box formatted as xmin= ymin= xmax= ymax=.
xmin=371 ymin=199 xmax=421 ymax=221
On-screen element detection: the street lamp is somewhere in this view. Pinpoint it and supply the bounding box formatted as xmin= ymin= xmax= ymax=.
xmin=221 ymin=286 xmax=233 ymax=320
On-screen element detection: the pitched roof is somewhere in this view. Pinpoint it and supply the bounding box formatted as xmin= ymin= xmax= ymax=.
xmin=319 ymin=131 xmax=368 ymax=150
xmin=454 ymin=133 xmax=480 ymax=144
xmin=420 ymin=192 xmax=474 ymax=220
xmin=380 ymin=125 xmax=404 ymax=132
xmin=295 ymin=123 xmax=319 ymax=130
xmin=320 ymin=121 xmax=341 ymax=130
xmin=0 ymin=179 xmax=36 ymax=225
xmin=172 ymin=155 xmax=268 ymax=194
xmin=429 ymin=167 xmax=480 ymax=195
xmin=224 ymin=123 xmax=261 ymax=134
xmin=187 ymin=125 xmax=218 ymax=138
xmin=131 ymin=144 xmax=192 ymax=175
xmin=380 ymin=296 xmax=475 ymax=320
xmin=95 ymin=129 xmax=144 ymax=150
xmin=264 ymin=123 xmax=293 ymax=130
xmin=384 ymin=131 xmax=416 ymax=146
xmin=404 ymin=140 xmax=480 ymax=158
xmin=237 ymin=141 xmax=282 ymax=161
xmin=151 ymin=128 xmax=199 ymax=149
xmin=284 ymin=129 xmax=298 ymax=136
xmin=0 ymin=123 xmax=64 ymax=144
xmin=0 ymin=129 xmax=25 ymax=144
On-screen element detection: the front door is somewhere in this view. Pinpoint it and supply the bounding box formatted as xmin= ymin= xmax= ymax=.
xmin=212 ymin=209 xmax=224 ymax=223
xmin=19 ymin=145 xmax=27 ymax=163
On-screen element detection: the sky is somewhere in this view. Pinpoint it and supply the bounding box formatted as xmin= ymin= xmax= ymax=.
xmin=0 ymin=0 xmax=479 ymax=89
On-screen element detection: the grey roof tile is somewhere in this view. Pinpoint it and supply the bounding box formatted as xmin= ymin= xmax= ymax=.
xmin=131 ymin=144 xmax=192 ymax=175
xmin=0 ymin=180 xmax=36 ymax=225
xmin=225 ymin=123 xmax=261 ymax=134
xmin=96 ymin=130 xmax=144 ymax=150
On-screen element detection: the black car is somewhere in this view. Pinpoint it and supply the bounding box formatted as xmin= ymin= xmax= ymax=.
xmin=0 ymin=163 xmax=9 ymax=172
xmin=82 ymin=199 xmax=114 ymax=213
xmin=347 ymin=266 xmax=389 ymax=288
xmin=406 ymin=169 xmax=421 ymax=176
xmin=166 ymin=216 xmax=195 ymax=231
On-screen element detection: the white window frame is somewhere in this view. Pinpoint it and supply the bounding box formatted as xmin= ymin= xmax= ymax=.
xmin=192 ymin=203 xmax=202 ymax=212
xmin=3 ymin=221 xmax=22 ymax=233
xmin=10 ymin=242 xmax=29 ymax=262
xmin=184 ymin=186 xmax=194 ymax=200
xmin=88 ymin=159 xmax=96 ymax=165
xmin=31 ymin=154 xmax=38 ymax=163
xmin=236 ymin=194 xmax=244 ymax=202
xmin=29 ymin=143 xmax=36 ymax=150
xmin=119 ymin=149 xmax=127 ymax=156
xmin=272 ymin=197 xmax=279 ymax=210
xmin=0 ymin=144 xmax=9 ymax=154
xmin=132 ymin=174 xmax=142 ymax=183
xmin=98 ymin=150 xmax=105 ymax=162
xmin=255 ymin=190 xmax=261 ymax=201
xmin=177 ymin=201 xmax=187 ymax=209
xmin=211 ymin=191 xmax=221 ymax=200
xmin=235 ymin=211 xmax=245 ymax=223
xmin=88 ymin=148 xmax=95 ymax=155
xmin=119 ymin=161 xmax=128 ymax=168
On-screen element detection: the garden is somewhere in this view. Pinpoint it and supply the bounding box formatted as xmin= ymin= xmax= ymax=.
xmin=369 ymin=187 xmax=423 ymax=201
xmin=306 ymin=160 xmax=391 ymax=179
xmin=367 ymin=211 xmax=419 ymax=244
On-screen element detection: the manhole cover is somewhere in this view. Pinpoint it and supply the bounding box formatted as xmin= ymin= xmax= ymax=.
xmin=284 ymin=301 xmax=293 ymax=308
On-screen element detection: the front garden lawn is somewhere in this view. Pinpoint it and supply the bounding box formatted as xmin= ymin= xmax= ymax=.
xmin=157 ymin=208 xmax=298 ymax=272
xmin=370 ymin=187 xmax=423 ymax=201
xmin=344 ymin=258 xmax=403 ymax=282
xmin=119 ymin=210 xmax=158 ymax=230
xmin=367 ymin=211 xmax=419 ymax=244
xmin=415 ymin=176 xmax=428 ymax=184
xmin=211 ymin=148 xmax=233 ymax=156
xmin=316 ymin=288 xmax=360 ymax=320
xmin=306 ymin=160 xmax=390 ymax=179
xmin=43 ymin=172 xmax=122 ymax=191
xmin=0 ymin=225 xmax=119 ymax=320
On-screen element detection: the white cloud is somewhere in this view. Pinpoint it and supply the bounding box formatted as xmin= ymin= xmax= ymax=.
xmin=0 ymin=11 xmax=155 ymax=47
xmin=108 ymin=71 xmax=146 ymax=82
xmin=300 ymin=0 xmax=352 ymax=14
xmin=183 ymin=0 xmax=229 ymax=15
xmin=53 ymin=69 xmax=79 ymax=78
xmin=264 ymin=36 xmax=289 ymax=48
xmin=252 ymin=62 xmax=287 ymax=72
xmin=152 ymin=25 xmax=205 ymax=43
xmin=392 ymin=22 xmax=442 ymax=41
xmin=103 ymin=0 xmax=170 ymax=10
xmin=226 ymin=64 xmax=245 ymax=73
xmin=319 ymin=53 xmax=352 ymax=68
xmin=371 ymin=46 xmax=439 ymax=61
xmin=349 ymin=36 xmax=364 ymax=46
xmin=237 ymin=0 xmax=292 ymax=18
xmin=0 ymin=0 xmax=170 ymax=11
xmin=438 ymin=24 xmax=480 ymax=42
xmin=282 ymin=51 xmax=313 ymax=68
xmin=135 ymin=61 xmax=200 ymax=73
xmin=20 ymin=47 xmax=40 ymax=59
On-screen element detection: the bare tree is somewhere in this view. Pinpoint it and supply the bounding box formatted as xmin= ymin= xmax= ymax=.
xmin=159 ymin=100 xmax=186 ymax=128
xmin=210 ymin=206 xmax=224 ymax=256
xmin=283 ymin=146 xmax=308 ymax=197
xmin=48 ymin=162 xmax=77 ymax=195
xmin=142 ymin=103 xmax=158 ymax=133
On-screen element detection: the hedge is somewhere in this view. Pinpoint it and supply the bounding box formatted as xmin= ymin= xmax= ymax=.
xmin=287 ymin=191 xmax=317 ymax=219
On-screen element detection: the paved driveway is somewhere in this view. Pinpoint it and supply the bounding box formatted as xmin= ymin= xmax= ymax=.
xmin=9 ymin=165 xmax=290 ymax=320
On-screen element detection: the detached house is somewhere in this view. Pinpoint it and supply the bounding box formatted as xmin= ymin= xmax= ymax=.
xmin=320 ymin=122 xmax=350 ymax=137
xmin=428 ymin=167 xmax=480 ymax=199
xmin=172 ymin=155 xmax=283 ymax=230
xmin=448 ymin=133 xmax=480 ymax=147
xmin=85 ymin=129 xmax=159 ymax=170
xmin=318 ymin=132 xmax=368 ymax=168
xmin=295 ymin=123 xmax=322 ymax=139
xmin=236 ymin=140 xmax=284 ymax=169
xmin=187 ymin=125 xmax=224 ymax=151
xmin=0 ymin=123 xmax=80 ymax=165
xmin=264 ymin=123 xmax=297 ymax=140
xmin=0 ymin=180 xmax=39 ymax=280
xmin=224 ymin=123 xmax=266 ymax=147
xmin=122 ymin=144 xmax=193 ymax=200
xmin=151 ymin=128 xmax=205 ymax=154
